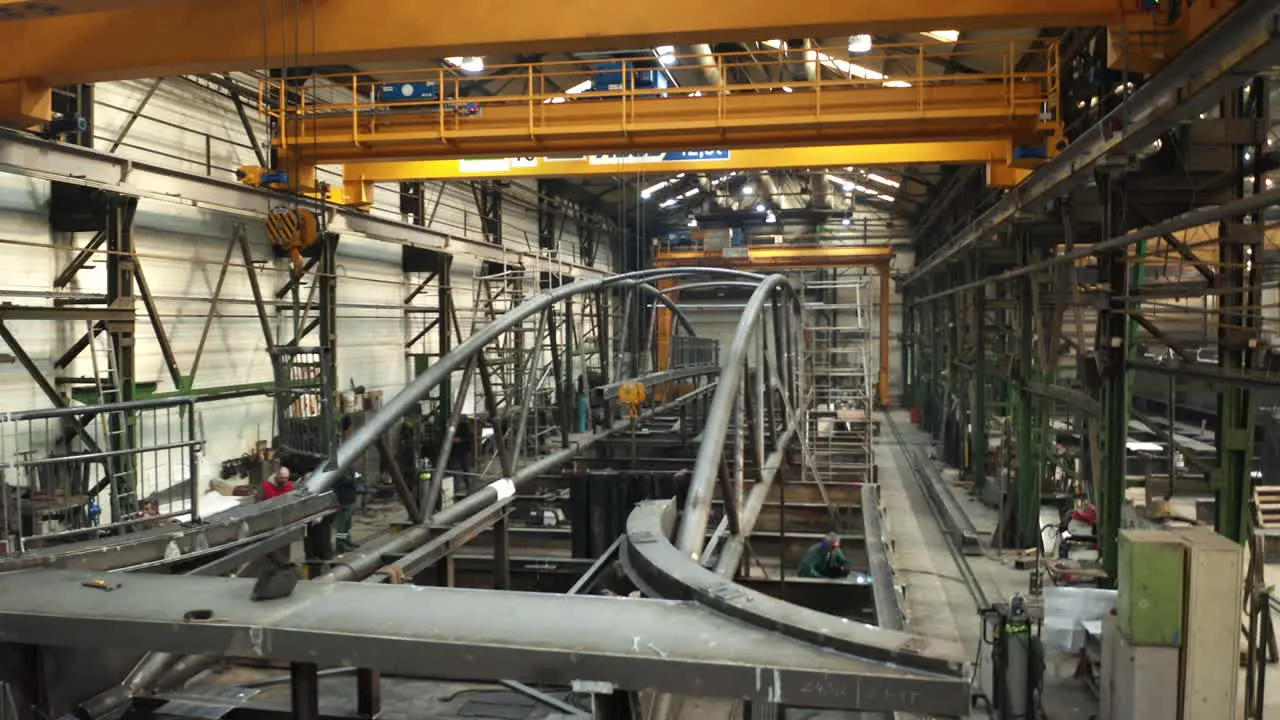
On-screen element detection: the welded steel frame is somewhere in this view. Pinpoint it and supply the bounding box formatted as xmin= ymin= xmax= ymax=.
xmin=905 ymin=0 xmax=1280 ymax=283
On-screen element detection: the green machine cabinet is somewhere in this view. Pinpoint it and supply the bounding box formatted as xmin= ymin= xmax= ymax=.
xmin=1117 ymin=529 xmax=1186 ymax=647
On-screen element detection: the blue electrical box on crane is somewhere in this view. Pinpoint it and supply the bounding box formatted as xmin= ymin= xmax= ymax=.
xmin=377 ymin=82 xmax=441 ymax=103
xmin=590 ymin=61 xmax=669 ymax=93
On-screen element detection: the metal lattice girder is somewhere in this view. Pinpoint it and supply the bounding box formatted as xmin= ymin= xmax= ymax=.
xmin=905 ymin=0 xmax=1280 ymax=283
xmin=0 ymin=568 xmax=960 ymax=715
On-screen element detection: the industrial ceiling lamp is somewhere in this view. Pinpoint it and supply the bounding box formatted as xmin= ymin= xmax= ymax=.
xmin=848 ymin=34 xmax=872 ymax=54
xmin=687 ymin=216 xmax=699 ymax=228
xmin=840 ymin=213 xmax=853 ymax=226
xmin=764 ymin=210 xmax=777 ymax=224
xmin=446 ymin=56 xmax=486 ymax=73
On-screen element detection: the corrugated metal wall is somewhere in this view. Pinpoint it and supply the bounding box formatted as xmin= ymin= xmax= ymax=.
xmin=0 ymin=77 xmax=614 ymax=479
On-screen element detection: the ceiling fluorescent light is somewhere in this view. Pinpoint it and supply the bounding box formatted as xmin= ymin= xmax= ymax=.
xmin=922 ymin=30 xmax=960 ymax=43
xmin=755 ymin=203 xmax=766 ymax=212
xmin=742 ymin=185 xmax=754 ymax=196
xmin=882 ymin=80 xmax=912 ymax=88
xmin=761 ymin=40 xmax=885 ymax=82
xmin=848 ymin=34 xmax=872 ymax=54
xmin=659 ymin=198 xmax=678 ymax=208
xmin=448 ymin=56 xmax=485 ymax=73
xmin=641 ymin=180 xmax=669 ymax=198
xmin=866 ymin=173 xmax=901 ymax=189
xmin=824 ymin=174 xmax=855 ymax=192
xmin=565 ymin=80 xmax=592 ymax=95
xmin=878 ymin=194 xmax=896 ymax=202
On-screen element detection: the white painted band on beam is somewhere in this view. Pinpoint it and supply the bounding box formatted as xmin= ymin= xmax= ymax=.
xmin=490 ymin=478 xmax=516 ymax=501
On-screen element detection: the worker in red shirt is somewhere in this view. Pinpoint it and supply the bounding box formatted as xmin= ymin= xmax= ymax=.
xmin=261 ymin=466 xmax=295 ymax=500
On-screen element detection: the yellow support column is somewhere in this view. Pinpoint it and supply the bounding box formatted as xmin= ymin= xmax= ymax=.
xmin=878 ymin=263 xmax=892 ymax=408
xmin=656 ymin=277 xmax=680 ymax=372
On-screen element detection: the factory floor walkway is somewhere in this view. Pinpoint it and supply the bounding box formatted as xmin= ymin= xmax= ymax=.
xmin=874 ymin=410 xmax=1097 ymax=720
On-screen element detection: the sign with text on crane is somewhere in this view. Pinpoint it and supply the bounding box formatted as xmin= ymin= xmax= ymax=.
xmin=456 ymin=150 xmax=730 ymax=174
xmin=587 ymin=150 xmax=731 ymax=165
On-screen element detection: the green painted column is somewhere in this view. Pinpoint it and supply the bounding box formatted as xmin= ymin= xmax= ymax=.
xmin=1014 ymin=269 xmax=1041 ymax=549
xmin=971 ymin=256 xmax=988 ymax=491
xmin=1097 ymin=173 xmax=1131 ymax=579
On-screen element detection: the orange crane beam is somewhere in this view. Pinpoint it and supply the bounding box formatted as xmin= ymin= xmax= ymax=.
xmin=0 ymin=0 xmax=1120 ymax=98
xmin=0 ymin=0 xmax=193 ymax=19
xmin=276 ymin=82 xmax=1051 ymax=169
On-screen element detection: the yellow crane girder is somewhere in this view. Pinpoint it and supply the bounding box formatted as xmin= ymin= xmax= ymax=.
xmin=653 ymin=245 xmax=896 ymax=270
xmin=277 ymin=82 xmax=1051 ymax=168
xmin=338 ymin=139 xmax=1017 ymax=207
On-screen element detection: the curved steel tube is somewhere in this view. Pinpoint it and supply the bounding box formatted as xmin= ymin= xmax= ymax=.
xmin=674 ymin=274 xmax=804 ymax=558
xmin=307 ymin=267 xmax=763 ymax=493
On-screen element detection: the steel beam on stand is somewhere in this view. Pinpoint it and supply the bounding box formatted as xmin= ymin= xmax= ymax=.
xmin=0 ymin=568 xmax=967 ymax=715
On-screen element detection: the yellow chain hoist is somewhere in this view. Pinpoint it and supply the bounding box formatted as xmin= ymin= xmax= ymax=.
xmin=266 ymin=206 xmax=320 ymax=276
xmin=618 ymin=381 xmax=646 ymax=420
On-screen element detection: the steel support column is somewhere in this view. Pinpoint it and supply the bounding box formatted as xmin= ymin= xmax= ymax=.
xmin=1096 ymin=173 xmax=1130 ymax=578
xmin=1214 ymin=79 xmax=1265 ymax=544
xmin=877 ymin=263 xmax=891 ymax=408
xmin=970 ymin=256 xmax=988 ymax=491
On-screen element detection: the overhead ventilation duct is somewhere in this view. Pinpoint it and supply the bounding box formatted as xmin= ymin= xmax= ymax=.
xmin=809 ymin=173 xmax=831 ymax=209
xmin=690 ymin=44 xmax=722 ymax=87
xmin=803 ymin=40 xmax=819 ymax=83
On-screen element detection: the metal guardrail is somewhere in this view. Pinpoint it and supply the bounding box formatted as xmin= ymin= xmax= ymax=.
xmin=262 ymin=38 xmax=1058 ymax=158
xmin=1 ymin=396 xmax=202 ymax=556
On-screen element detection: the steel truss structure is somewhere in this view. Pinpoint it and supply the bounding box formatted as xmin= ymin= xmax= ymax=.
xmin=0 ymin=268 xmax=967 ymax=719
xmin=901 ymin=0 xmax=1280 ymax=582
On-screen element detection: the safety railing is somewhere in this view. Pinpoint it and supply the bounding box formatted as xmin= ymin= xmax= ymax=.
xmin=260 ymin=38 xmax=1059 ymax=154
xmin=0 ymin=397 xmax=203 ymax=555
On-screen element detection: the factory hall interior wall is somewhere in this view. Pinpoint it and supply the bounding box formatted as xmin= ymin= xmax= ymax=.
xmin=0 ymin=78 xmax=613 ymax=492
xmin=683 ymin=249 xmax=911 ymax=401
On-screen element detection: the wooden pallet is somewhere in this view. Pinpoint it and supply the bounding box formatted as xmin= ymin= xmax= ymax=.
xmin=1253 ymin=487 xmax=1280 ymax=529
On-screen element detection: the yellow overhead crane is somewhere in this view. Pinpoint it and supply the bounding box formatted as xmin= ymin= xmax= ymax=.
xmin=264 ymin=41 xmax=1058 ymax=167
xmin=0 ymin=0 xmax=1126 ymax=126
xmin=339 ymin=139 xmax=1026 ymax=208
xmin=653 ymin=244 xmax=897 ymax=408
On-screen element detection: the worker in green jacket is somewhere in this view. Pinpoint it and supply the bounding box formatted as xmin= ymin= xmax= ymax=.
xmin=333 ymin=470 xmax=360 ymax=553
xmin=797 ymin=533 xmax=852 ymax=579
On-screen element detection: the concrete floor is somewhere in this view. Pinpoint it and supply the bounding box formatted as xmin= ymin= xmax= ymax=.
xmin=876 ymin=410 xmax=1099 ymax=720
xmin=877 ymin=409 xmax=1280 ymax=720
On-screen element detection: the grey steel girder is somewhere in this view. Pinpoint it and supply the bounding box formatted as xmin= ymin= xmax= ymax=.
xmin=0 ymin=569 xmax=963 ymax=715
